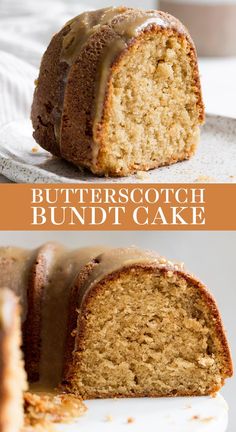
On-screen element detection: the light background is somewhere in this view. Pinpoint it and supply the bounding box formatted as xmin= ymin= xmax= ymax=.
xmin=0 ymin=230 xmax=235 ymax=430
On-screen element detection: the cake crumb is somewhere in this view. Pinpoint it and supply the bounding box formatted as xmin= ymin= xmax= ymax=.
xmin=105 ymin=415 xmax=113 ymax=422
xmin=34 ymin=79 xmax=39 ymax=87
xmin=127 ymin=417 xmax=135 ymax=424
xmin=159 ymin=257 xmax=167 ymax=264
xmin=32 ymin=147 xmax=39 ymax=153
xmin=191 ymin=415 xmax=199 ymax=420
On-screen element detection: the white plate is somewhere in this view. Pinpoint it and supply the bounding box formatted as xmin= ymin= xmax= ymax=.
xmin=54 ymin=394 xmax=228 ymax=432
xmin=0 ymin=115 xmax=235 ymax=183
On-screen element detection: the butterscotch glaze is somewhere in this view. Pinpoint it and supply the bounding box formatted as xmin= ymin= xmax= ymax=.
xmin=91 ymin=10 xmax=169 ymax=165
xmin=0 ymin=244 xmax=107 ymax=390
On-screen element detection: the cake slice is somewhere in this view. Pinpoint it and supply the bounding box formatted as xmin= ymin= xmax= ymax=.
xmin=0 ymin=288 xmax=27 ymax=432
xmin=62 ymin=248 xmax=232 ymax=399
xmin=31 ymin=7 xmax=204 ymax=176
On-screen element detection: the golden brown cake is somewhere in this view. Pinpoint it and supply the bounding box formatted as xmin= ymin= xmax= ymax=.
xmin=0 ymin=244 xmax=105 ymax=386
xmin=0 ymin=288 xmax=27 ymax=432
xmin=31 ymin=6 xmax=204 ymax=177
xmin=24 ymin=391 xmax=87 ymax=427
xmin=0 ymin=244 xmax=232 ymax=403
xmin=62 ymin=248 xmax=232 ymax=399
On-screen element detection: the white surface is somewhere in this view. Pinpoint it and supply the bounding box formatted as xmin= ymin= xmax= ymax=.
xmin=0 ymin=0 xmax=236 ymax=182
xmin=54 ymin=394 xmax=228 ymax=432
xmin=0 ymin=115 xmax=235 ymax=183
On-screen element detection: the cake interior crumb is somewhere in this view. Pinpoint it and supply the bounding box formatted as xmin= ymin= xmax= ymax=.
xmin=127 ymin=416 xmax=135 ymax=424
xmin=24 ymin=391 xmax=86 ymax=428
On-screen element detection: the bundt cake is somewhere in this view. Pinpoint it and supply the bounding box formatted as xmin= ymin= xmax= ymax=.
xmin=0 ymin=289 xmax=27 ymax=432
xmin=0 ymin=244 xmax=232 ymax=403
xmin=31 ymin=6 xmax=204 ymax=177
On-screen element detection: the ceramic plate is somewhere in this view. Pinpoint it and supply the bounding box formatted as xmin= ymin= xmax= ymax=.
xmin=53 ymin=394 xmax=228 ymax=432
xmin=0 ymin=115 xmax=235 ymax=183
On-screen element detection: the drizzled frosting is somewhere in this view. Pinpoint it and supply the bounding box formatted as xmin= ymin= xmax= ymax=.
xmin=75 ymin=246 xmax=183 ymax=312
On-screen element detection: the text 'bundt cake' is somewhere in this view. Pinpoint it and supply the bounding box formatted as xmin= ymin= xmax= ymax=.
xmin=0 ymin=243 xmax=232 ymax=406
xmin=31 ymin=6 xmax=204 ymax=176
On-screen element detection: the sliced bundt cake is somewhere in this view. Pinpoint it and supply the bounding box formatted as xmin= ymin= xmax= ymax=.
xmin=0 ymin=288 xmax=27 ymax=432
xmin=31 ymin=7 xmax=204 ymax=176
xmin=62 ymin=247 xmax=232 ymax=399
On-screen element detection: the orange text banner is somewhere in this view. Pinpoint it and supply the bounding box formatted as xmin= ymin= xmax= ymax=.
xmin=0 ymin=184 xmax=235 ymax=230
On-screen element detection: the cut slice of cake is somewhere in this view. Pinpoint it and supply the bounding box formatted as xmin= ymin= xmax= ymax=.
xmin=0 ymin=288 xmax=27 ymax=432
xmin=62 ymin=248 xmax=232 ymax=399
xmin=31 ymin=7 xmax=204 ymax=177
